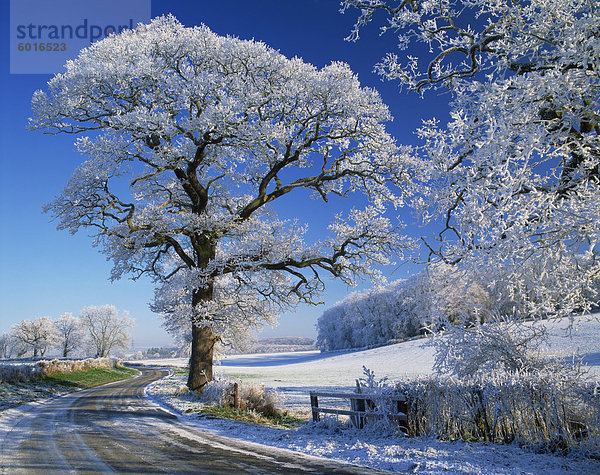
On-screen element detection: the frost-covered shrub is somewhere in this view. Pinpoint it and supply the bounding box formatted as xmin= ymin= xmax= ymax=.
xmin=432 ymin=318 xmax=549 ymax=378
xmin=360 ymin=366 xmax=600 ymax=454
xmin=0 ymin=364 xmax=39 ymax=383
xmin=200 ymin=377 xmax=280 ymax=417
xmin=200 ymin=377 xmax=232 ymax=406
xmin=239 ymin=383 xmax=281 ymax=418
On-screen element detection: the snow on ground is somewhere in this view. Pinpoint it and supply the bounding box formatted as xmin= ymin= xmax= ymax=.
xmin=138 ymin=315 xmax=600 ymax=473
xmin=140 ymin=315 xmax=600 ymax=412
xmin=145 ymin=370 xmax=600 ymax=474
xmin=0 ymin=381 xmax=72 ymax=412
xmin=139 ymin=341 xmax=435 ymax=414
xmin=2 ymin=315 xmax=598 ymax=473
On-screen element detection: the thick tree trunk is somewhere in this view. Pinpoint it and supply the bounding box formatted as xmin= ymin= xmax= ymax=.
xmin=187 ymin=323 xmax=218 ymax=391
xmin=187 ymin=280 xmax=218 ymax=391
xmin=186 ymin=236 xmax=218 ymax=391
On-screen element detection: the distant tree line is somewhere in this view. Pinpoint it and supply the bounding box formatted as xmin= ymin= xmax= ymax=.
xmin=317 ymin=258 xmax=600 ymax=353
xmin=131 ymin=346 xmax=180 ymax=360
xmin=0 ymin=305 xmax=133 ymax=359
xmin=231 ymin=337 xmax=315 ymax=355
xmin=316 ymin=264 xmax=494 ymax=351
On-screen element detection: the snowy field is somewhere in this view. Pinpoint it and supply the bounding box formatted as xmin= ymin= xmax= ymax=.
xmin=137 ymin=316 xmax=600 ymax=473
xmin=138 ymin=315 xmax=600 ymax=473
xmin=150 ymin=377 xmax=600 ymax=475
xmin=140 ymin=315 xmax=600 ymax=412
xmin=2 ymin=316 xmax=598 ymax=473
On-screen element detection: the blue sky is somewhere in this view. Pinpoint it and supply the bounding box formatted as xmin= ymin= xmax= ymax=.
xmin=0 ymin=0 xmax=448 ymax=348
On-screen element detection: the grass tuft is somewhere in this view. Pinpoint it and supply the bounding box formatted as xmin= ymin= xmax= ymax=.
xmin=189 ymin=404 xmax=305 ymax=428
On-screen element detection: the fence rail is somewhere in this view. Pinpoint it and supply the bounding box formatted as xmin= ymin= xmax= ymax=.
xmin=309 ymin=391 xmax=409 ymax=433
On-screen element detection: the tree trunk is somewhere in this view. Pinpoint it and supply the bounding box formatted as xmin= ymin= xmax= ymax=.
xmin=187 ymin=323 xmax=218 ymax=391
xmin=187 ymin=240 xmax=218 ymax=391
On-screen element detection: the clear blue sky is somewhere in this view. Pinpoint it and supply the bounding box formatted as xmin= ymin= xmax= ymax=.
xmin=0 ymin=0 xmax=448 ymax=348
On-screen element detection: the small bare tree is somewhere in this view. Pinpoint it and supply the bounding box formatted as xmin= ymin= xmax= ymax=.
xmin=80 ymin=305 xmax=133 ymax=357
xmin=11 ymin=317 xmax=57 ymax=358
xmin=54 ymin=312 xmax=85 ymax=357
xmin=0 ymin=333 xmax=11 ymax=359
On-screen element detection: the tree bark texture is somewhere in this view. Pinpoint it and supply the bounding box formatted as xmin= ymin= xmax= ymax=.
xmin=187 ymin=283 xmax=218 ymax=391
xmin=187 ymin=324 xmax=218 ymax=391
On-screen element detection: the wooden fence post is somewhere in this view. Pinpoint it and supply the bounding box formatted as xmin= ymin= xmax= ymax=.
xmin=234 ymin=382 xmax=239 ymax=409
xmin=310 ymin=394 xmax=320 ymax=422
xmin=397 ymin=398 xmax=409 ymax=435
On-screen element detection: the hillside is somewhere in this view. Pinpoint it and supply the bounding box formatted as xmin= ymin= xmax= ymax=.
xmin=141 ymin=314 xmax=600 ymax=474
xmin=139 ymin=315 xmax=600 ymax=411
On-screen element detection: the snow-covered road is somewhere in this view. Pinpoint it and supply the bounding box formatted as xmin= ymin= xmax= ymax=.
xmin=0 ymin=368 xmax=378 ymax=474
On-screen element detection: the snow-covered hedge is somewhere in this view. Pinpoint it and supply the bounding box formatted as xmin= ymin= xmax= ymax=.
xmin=0 ymin=364 xmax=39 ymax=384
xmin=402 ymin=372 xmax=600 ymax=453
xmin=0 ymin=358 xmax=123 ymax=383
xmin=358 ymin=367 xmax=600 ymax=454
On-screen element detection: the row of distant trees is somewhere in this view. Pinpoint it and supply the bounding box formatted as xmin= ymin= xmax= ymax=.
xmin=317 ymin=263 xmax=492 ymax=351
xmin=130 ymin=346 xmax=181 ymax=361
xmin=0 ymin=305 xmax=133 ymax=359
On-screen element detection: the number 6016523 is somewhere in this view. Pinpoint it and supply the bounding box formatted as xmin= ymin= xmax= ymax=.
xmin=18 ymin=42 xmax=66 ymax=52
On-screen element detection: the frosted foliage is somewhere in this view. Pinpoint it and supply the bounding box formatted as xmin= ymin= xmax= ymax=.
xmin=432 ymin=317 xmax=550 ymax=378
xmin=54 ymin=313 xmax=85 ymax=357
xmin=10 ymin=317 xmax=58 ymax=358
xmin=395 ymin=368 xmax=600 ymax=452
xmin=156 ymin=271 xmax=282 ymax=346
xmin=33 ymin=16 xmax=411 ymax=341
xmin=80 ymin=305 xmax=133 ymax=358
xmin=316 ymin=263 xmax=491 ymax=350
xmin=317 ymin=279 xmax=419 ymax=350
xmin=342 ymin=0 xmax=600 ymax=318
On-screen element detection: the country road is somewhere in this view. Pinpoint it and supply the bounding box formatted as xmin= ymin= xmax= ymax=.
xmin=0 ymin=368 xmax=376 ymax=474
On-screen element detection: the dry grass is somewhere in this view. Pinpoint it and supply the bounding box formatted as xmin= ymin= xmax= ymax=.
xmin=394 ymin=369 xmax=600 ymax=454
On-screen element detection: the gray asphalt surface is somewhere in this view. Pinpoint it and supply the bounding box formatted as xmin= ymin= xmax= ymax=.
xmin=0 ymin=368 xmax=378 ymax=474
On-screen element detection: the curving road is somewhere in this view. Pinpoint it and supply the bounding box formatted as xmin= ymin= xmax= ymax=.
xmin=0 ymin=368 xmax=376 ymax=474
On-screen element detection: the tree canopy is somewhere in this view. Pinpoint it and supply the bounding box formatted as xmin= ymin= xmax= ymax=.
xmin=33 ymin=16 xmax=410 ymax=389
xmin=343 ymin=0 xmax=600 ymax=318
xmin=80 ymin=305 xmax=133 ymax=358
xmin=11 ymin=317 xmax=57 ymax=358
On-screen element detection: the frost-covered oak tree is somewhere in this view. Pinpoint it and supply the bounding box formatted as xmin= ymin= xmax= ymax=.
xmin=343 ymin=0 xmax=600 ymax=319
xmin=33 ymin=16 xmax=409 ymax=389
